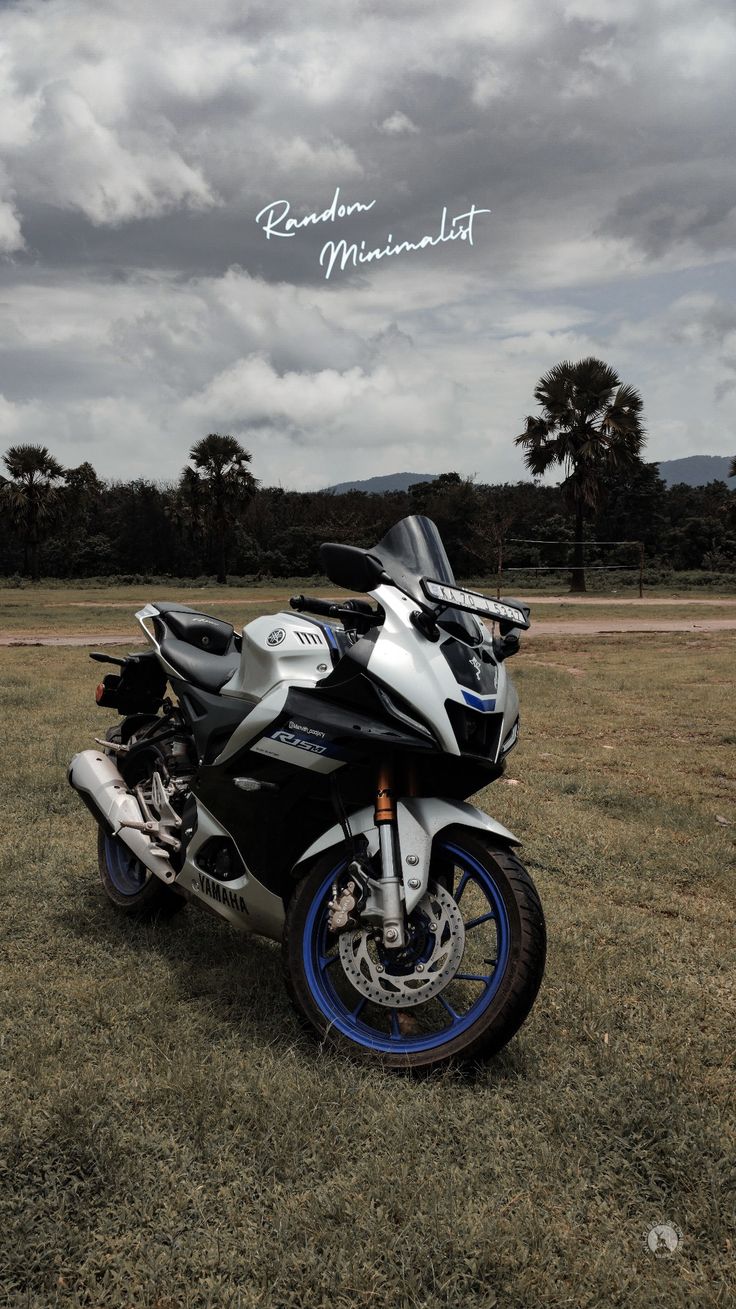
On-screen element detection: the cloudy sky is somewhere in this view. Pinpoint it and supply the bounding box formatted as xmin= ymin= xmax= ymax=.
xmin=1 ymin=0 xmax=735 ymax=490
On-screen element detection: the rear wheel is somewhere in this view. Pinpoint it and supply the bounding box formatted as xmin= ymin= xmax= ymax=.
xmin=96 ymin=827 xmax=184 ymax=917
xmin=283 ymin=828 xmax=546 ymax=1071
xmin=96 ymin=725 xmax=186 ymax=919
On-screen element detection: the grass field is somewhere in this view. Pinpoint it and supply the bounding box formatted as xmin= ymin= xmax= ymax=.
xmin=1 ymin=626 xmax=734 ymax=1307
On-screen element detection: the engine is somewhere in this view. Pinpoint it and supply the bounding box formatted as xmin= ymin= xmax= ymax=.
xmin=113 ymin=715 xmax=197 ymax=868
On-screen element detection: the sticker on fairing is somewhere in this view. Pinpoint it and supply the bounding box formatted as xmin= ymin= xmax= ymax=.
xmin=249 ymin=729 xmax=347 ymax=773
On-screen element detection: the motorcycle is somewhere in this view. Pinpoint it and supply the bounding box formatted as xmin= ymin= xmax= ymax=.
xmin=68 ymin=515 xmax=546 ymax=1070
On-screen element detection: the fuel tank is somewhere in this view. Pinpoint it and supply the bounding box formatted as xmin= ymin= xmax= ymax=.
xmin=220 ymin=612 xmax=337 ymax=701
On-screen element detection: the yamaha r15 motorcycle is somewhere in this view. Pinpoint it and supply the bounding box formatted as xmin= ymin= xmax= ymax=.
xmin=69 ymin=515 xmax=545 ymax=1070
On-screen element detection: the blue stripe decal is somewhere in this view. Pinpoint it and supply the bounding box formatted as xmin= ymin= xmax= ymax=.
xmin=462 ymin=690 xmax=497 ymax=713
xmin=301 ymin=615 xmax=338 ymax=650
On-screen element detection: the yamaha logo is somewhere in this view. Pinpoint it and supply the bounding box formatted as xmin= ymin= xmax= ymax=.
xmin=267 ymin=628 xmax=286 ymax=647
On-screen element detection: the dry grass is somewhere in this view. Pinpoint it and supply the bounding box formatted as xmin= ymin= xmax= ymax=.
xmin=0 ymin=631 xmax=734 ymax=1307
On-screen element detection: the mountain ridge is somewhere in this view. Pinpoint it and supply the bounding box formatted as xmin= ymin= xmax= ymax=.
xmin=323 ymin=472 xmax=438 ymax=494
xmin=656 ymin=455 xmax=734 ymax=487
xmin=322 ymin=457 xmax=735 ymax=494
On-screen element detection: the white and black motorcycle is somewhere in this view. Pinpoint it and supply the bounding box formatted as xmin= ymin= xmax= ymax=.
xmin=69 ymin=515 xmax=545 ymax=1070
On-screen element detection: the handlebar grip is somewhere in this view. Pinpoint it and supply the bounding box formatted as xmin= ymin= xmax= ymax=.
xmin=289 ymin=595 xmax=337 ymax=617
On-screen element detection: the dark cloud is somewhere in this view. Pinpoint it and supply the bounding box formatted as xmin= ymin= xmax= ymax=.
xmin=601 ymin=171 xmax=736 ymax=260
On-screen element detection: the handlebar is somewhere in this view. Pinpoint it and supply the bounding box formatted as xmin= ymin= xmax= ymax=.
xmin=290 ymin=594 xmax=337 ymax=617
xmin=290 ymin=594 xmax=379 ymax=636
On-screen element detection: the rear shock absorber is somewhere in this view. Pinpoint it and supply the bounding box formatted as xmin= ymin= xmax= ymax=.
xmin=375 ymin=760 xmax=405 ymax=949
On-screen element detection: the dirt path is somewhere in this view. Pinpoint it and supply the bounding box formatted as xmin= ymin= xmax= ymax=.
xmin=3 ymin=617 xmax=736 ymax=646
xmin=53 ymin=594 xmax=736 ymax=608
xmin=527 ymin=618 xmax=736 ymax=636
xmin=520 ymin=596 xmax=736 ymax=606
xmin=0 ymin=633 xmax=146 ymax=646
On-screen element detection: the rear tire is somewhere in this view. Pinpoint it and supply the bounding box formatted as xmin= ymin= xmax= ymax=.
xmin=96 ymin=724 xmax=186 ymax=920
xmin=283 ymin=827 xmax=546 ymax=1071
xmin=97 ymin=827 xmax=186 ymax=918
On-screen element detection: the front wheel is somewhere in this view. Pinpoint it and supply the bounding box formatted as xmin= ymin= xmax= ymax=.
xmin=283 ymin=828 xmax=546 ymax=1071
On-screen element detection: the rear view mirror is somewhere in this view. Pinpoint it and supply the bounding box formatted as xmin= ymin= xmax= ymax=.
xmin=493 ymin=633 xmax=520 ymax=661
xmin=319 ymin=543 xmax=386 ymax=593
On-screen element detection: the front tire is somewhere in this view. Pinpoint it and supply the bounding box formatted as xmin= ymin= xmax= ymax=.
xmin=283 ymin=828 xmax=546 ymax=1071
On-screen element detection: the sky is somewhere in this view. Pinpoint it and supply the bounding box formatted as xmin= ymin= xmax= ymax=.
xmin=0 ymin=0 xmax=735 ymax=490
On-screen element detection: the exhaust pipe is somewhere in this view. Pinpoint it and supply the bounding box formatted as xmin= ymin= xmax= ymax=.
xmin=68 ymin=749 xmax=176 ymax=885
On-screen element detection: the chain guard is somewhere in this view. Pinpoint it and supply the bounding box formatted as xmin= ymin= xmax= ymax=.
xmin=337 ymin=882 xmax=465 ymax=1009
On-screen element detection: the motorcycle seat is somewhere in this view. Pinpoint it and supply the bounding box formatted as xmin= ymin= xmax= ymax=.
xmin=158 ymin=636 xmax=240 ymax=694
xmin=151 ymin=602 xmax=236 ymax=654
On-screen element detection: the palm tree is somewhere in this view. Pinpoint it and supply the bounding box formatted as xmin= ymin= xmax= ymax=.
xmin=1 ymin=444 xmax=65 ymax=580
xmin=179 ymin=434 xmax=258 ymax=582
xmin=515 ymin=358 xmax=645 ymax=592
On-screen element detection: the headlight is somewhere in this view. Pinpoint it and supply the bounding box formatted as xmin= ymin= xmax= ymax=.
xmin=445 ymin=700 xmax=505 ymax=760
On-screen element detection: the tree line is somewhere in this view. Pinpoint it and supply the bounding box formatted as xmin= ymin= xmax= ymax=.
xmin=1 ymin=359 xmax=735 ymax=586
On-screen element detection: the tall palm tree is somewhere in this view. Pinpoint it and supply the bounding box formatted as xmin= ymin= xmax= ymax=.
xmin=180 ymin=434 xmax=258 ymax=582
xmin=1 ymin=444 xmax=65 ymax=580
xmin=515 ymin=358 xmax=645 ymax=592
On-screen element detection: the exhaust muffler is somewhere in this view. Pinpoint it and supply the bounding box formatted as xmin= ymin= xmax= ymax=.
xmin=68 ymin=749 xmax=176 ymax=885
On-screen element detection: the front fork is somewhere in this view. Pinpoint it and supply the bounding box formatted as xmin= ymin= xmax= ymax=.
xmin=328 ymin=760 xmax=416 ymax=949
xmin=374 ymin=761 xmax=405 ymax=950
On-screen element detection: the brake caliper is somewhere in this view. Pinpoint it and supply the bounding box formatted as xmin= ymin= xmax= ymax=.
xmin=327 ymin=879 xmax=358 ymax=932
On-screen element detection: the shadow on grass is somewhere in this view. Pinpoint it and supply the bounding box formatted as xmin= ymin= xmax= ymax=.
xmin=58 ymin=872 xmax=541 ymax=1086
xmin=58 ymin=878 xmax=294 ymax=1038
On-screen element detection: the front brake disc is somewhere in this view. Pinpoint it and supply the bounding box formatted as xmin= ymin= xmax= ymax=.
xmin=337 ymin=882 xmax=465 ymax=1008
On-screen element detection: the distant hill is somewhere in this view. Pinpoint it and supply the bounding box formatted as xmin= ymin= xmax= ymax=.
xmin=656 ymin=455 xmax=735 ymax=487
xmin=323 ymin=472 xmax=438 ymax=494
xmin=323 ymin=458 xmax=735 ymax=495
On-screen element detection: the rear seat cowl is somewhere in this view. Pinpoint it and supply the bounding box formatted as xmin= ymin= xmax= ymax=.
xmin=152 ymin=604 xmax=235 ymax=654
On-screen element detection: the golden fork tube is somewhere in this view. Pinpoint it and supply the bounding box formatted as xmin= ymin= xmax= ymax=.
xmin=374 ymin=759 xmax=396 ymax=825
xmin=374 ymin=760 xmax=405 ymax=949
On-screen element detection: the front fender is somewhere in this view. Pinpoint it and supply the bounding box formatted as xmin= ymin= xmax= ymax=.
xmin=292 ymin=799 xmax=520 ymax=915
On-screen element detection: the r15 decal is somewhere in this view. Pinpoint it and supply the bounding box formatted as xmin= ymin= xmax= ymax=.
xmin=270 ymin=729 xmax=327 ymax=755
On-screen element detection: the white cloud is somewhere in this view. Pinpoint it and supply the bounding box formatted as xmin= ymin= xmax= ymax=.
xmin=271 ymin=136 xmax=363 ymax=179
xmin=24 ymin=81 xmax=216 ymax=225
xmin=379 ymin=112 xmax=419 ymax=136
xmin=0 ymin=199 xmax=24 ymax=252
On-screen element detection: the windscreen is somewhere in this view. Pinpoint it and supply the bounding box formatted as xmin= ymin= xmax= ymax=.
xmin=371 ymin=516 xmax=483 ymax=645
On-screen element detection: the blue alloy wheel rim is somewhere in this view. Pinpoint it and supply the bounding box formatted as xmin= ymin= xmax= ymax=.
xmin=104 ymin=834 xmax=148 ymax=896
xmin=303 ymin=841 xmax=510 ymax=1054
